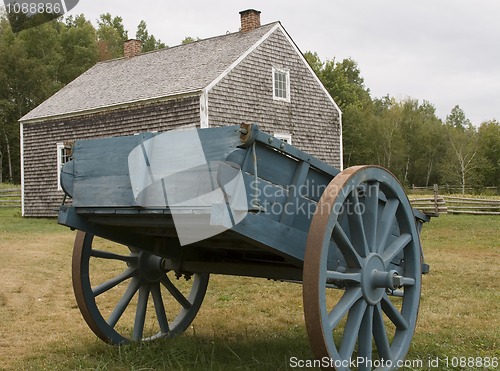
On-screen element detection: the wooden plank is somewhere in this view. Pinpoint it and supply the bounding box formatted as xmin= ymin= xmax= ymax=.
xmin=448 ymin=210 xmax=500 ymax=215
xmin=444 ymin=200 xmax=500 ymax=205
xmin=0 ymin=188 xmax=21 ymax=193
xmin=443 ymin=196 xmax=500 ymax=203
xmin=445 ymin=205 xmax=500 ymax=210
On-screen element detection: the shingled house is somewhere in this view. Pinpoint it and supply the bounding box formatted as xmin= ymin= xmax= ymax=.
xmin=19 ymin=10 xmax=342 ymax=217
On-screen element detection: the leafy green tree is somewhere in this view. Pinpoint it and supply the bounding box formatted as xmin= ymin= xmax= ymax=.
xmin=181 ymin=36 xmax=200 ymax=45
xmin=368 ymin=97 xmax=406 ymax=176
xmin=0 ymin=16 xmax=58 ymax=182
xmin=59 ymin=15 xmax=98 ymax=84
xmin=304 ymin=52 xmax=373 ymax=168
xmin=446 ymin=104 xmax=471 ymax=129
xmin=442 ymin=113 xmax=481 ymax=193
xmin=411 ymin=102 xmax=447 ymax=186
xmin=304 ymin=51 xmax=323 ymax=75
xmin=0 ymin=12 xmax=99 ymax=183
xmin=136 ymin=20 xmax=166 ymax=52
xmin=477 ymin=120 xmax=500 ymax=189
xmin=97 ymin=13 xmax=128 ymax=60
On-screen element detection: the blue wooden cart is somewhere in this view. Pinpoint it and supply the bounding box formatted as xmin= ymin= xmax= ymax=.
xmin=58 ymin=123 xmax=429 ymax=370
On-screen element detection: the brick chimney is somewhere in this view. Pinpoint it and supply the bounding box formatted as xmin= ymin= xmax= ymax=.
xmin=124 ymin=39 xmax=142 ymax=58
xmin=240 ymin=9 xmax=261 ymax=32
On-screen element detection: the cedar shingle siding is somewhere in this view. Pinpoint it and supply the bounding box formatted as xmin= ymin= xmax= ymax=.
xmin=22 ymin=97 xmax=199 ymax=217
xmin=208 ymin=28 xmax=341 ymax=166
xmin=20 ymin=22 xmax=341 ymax=217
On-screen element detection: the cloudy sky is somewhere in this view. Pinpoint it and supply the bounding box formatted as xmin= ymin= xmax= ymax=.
xmin=67 ymin=0 xmax=500 ymax=125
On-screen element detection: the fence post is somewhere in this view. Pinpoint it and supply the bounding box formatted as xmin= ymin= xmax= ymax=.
xmin=433 ymin=184 xmax=439 ymax=215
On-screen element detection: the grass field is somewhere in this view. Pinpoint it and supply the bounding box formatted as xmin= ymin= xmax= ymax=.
xmin=0 ymin=208 xmax=498 ymax=370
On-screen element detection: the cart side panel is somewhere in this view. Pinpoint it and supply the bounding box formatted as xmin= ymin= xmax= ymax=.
xmin=62 ymin=126 xmax=242 ymax=208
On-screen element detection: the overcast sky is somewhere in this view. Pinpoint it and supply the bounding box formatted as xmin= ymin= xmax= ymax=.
xmin=67 ymin=0 xmax=500 ymax=125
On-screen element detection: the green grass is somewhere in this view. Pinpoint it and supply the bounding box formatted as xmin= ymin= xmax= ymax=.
xmin=0 ymin=183 xmax=19 ymax=190
xmin=0 ymin=208 xmax=61 ymax=234
xmin=0 ymin=210 xmax=498 ymax=370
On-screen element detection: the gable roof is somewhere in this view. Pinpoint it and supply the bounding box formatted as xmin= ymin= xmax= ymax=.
xmin=20 ymin=22 xmax=278 ymax=123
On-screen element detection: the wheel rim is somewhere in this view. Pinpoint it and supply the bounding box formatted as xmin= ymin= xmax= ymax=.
xmin=303 ymin=166 xmax=422 ymax=370
xmin=72 ymin=232 xmax=209 ymax=344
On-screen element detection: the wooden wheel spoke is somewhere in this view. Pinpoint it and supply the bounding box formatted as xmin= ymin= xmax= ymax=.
xmin=358 ymin=305 xmax=374 ymax=371
xmin=373 ymin=303 xmax=393 ymax=361
xmin=91 ymin=249 xmax=136 ymax=263
xmin=133 ymin=284 xmax=150 ymax=341
xmin=339 ymin=299 xmax=368 ymax=360
xmin=108 ymin=277 xmax=141 ymax=328
xmin=381 ymin=294 xmax=408 ymax=330
xmin=92 ymin=267 xmax=137 ymax=297
xmin=376 ymin=199 xmax=399 ymax=254
xmin=332 ymin=222 xmax=363 ymax=268
xmin=348 ymin=190 xmax=370 ymax=258
xmin=326 ymin=270 xmax=361 ymax=285
xmin=381 ymin=233 xmax=412 ymax=265
xmin=151 ymin=283 xmax=170 ymax=334
xmin=161 ymin=276 xmax=192 ymax=309
xmin=364 ymin=182 xmax=380 ymax=254
xmin=328 ymin=288 xmax=362 ymax=329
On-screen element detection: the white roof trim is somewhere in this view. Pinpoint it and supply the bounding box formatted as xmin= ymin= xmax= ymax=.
xmin=277 ymin=24 xmax=343 ymax=169
xmin=205 ymin=23 xmax=280 ymax=93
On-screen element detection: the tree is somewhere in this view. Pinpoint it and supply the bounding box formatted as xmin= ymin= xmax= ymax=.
xmin=446 ymin=104 xmax=471 ymax=129
xmin=411 ymin=102 xmax=447 ymax=187
xmin=97 ymin=13 xmax=128 ymax=60
xmin=477 ymin=120 xmax=500 ymax=189
xmin=304 ymin=52 xmax=373 ymax=168
xmin=0 ymin=12 xmax=99 ymax=183
xmin=136 ymin=20 xmax=166 ymax=52
xmin=181 ymin=36 xmax=200 ymax=45
xmin=59 ymin=15 xmax=98 ymax=84
xmin=303 ymin=51 xmax=323 ymax=75
xmin=0 ymin=16 xmax=58 ymax=183
xmin=442 ymin=113 xmax=481 ymax=193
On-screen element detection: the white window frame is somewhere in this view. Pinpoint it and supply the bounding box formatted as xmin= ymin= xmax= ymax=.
xmin=274 ymin=133 xmax=292 ymax=145
xmin=57 ymin=142 xmax=71 ymax=191
xmin=272 ymin=67 xmax=290 ymax=102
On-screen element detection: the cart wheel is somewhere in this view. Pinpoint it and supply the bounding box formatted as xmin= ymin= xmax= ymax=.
xmin=72 ymin=231 xmax=209 ymax=344
xmin=303 ymin=166 xmax=422 ymax=370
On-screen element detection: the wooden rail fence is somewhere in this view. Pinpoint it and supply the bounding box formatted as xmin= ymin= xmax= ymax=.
xmin=409 ymin=185 xmax=500 ymax=216
xmin=1 ymin=186 xmax=498 ymax=215
xmin=442 ymin=196 xmax=500 ymax=215
xmin=0 ymin=188 xmax=21 ymax=208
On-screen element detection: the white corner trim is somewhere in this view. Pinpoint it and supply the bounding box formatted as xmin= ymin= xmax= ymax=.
xmin=338 ymin=111 xmax=344 ymax=170
xmin=20 ymin=122 xmax=25 ymax=216
xmin=199 ymin=91 xmax=209 ymax=128
xmin=56 ymin=143 xmax=64 ymax=191
xmin=203 ymin=23 xmax=281 ymax=97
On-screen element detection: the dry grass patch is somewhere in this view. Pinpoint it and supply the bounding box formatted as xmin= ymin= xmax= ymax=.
xmin=0 ymin=209 xmax=498 ymax=370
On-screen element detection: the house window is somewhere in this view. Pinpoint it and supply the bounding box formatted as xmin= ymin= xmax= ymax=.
xmin=57 ymin=142 xmax=72 ymax=191
xmin=274 ymin=133 xmax=292 ymax=145
xmin=272 ymin=67 xmax=290 ymax=102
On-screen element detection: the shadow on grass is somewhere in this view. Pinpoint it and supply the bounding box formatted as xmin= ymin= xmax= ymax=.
xmin=16 ymin=332 xmax=318 ymax=371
